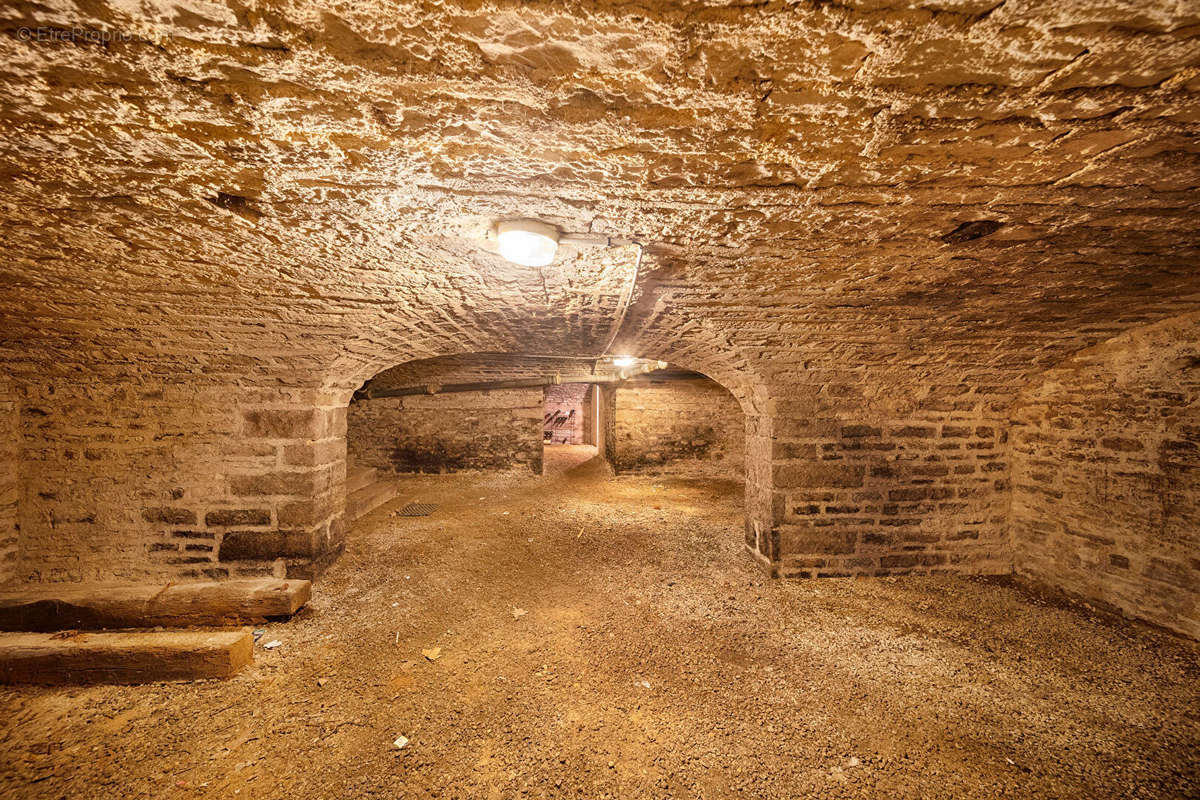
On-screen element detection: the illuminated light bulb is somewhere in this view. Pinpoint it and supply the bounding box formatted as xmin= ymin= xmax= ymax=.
xmin=613 ymin=356 xmax=637 ymax=367
xmin=496 ymin=219 xmax=559 ymax=267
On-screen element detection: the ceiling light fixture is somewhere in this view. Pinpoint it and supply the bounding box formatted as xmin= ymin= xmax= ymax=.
xmin=484 ymin=219 xmax=646 ymax=365
xmin=496 ymin=218 xmax=559 ymax=267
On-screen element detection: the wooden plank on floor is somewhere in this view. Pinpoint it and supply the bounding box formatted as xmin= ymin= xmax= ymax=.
xmin=0 ymin=579 xmax=311 ymax=632
xmin=0 ymin=629 xmax=254 ymax=684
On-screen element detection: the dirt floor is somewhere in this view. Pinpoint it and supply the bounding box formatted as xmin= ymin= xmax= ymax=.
xmin=2 ymin=450 xmax=1198 ymax=799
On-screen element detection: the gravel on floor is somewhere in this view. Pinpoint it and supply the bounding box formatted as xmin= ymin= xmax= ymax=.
xmin=1 ymin=462 xmax=1197 ymax=799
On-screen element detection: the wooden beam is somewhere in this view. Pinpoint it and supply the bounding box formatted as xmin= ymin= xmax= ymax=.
xmin=0 ymin=630 xmax=254 ymax=684
xmin=0 ymin=579 xmax=311 ymax=632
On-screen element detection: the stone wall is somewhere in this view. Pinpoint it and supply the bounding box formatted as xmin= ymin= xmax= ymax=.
xmin=612 ymin=376 xmax=743 ymax=475
xmin=0 ymin=378 xmax=17 ymax=583
xmin=598 ymin=385 xmax=617 ymax=465
xmin=13 ymin=382 xmax=345 ymax=583
xmin=762 ymin=386 xmax=1011 ymax=579
xmin=348 ymin=388 xmax=543 ymax=474
xmin=582 ymin=384 xmax=595 ymax=447
xmin=544 ymin=383 xmax=591 ymax=445
xmin=1011 ymin=316 xmax=1200 ymax=639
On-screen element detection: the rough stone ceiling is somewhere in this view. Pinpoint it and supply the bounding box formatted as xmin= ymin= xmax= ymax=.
xmin=0 ymin=0 xmax=1198 ymax=401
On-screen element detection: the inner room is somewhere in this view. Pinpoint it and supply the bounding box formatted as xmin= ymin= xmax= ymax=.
xmin=1 ymin=2 xmax=1199 ymax=798
xmin=543 ymin=382 xmax=595 ymax=470
xmin=343 ymin=353 xmax=746 ymax=514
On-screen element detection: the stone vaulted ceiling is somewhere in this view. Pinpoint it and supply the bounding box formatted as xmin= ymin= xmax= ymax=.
xmin=0 ymin=0 xmax=1198 ymax=403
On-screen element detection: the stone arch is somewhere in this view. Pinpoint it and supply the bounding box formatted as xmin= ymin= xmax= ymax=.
xmin=247 ymin=242 xmax=786 ymax=579
xmin=312 ymin=332 xmax=777 ymax=576
xmin=320 ymin=323 xmax=771 ymax=418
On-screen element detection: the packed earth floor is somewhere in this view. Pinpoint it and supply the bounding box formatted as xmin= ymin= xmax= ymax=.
xmin=1 ymin=455 xmax=1198 ymax=800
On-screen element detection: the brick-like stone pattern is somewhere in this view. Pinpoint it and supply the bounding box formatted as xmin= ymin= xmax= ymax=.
xmin=765 ymin=388 xmax=1011 ymax=579
xmin=0 ymin=379 xmax=17 ymax=583
xmin=348 ymin=389 xmax=543 ymax=474
xmin=544 ymin=383 xmax=592 ymax=445
xmin=613 ymin=377 xmax=743 ymax=476
xmin=13 ymin=382 xmax=346 ymax=584
xmin=1011 ymin=315 xmax=1200 ymax=639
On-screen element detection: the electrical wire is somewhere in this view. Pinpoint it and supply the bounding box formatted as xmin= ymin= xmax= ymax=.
xmin=506 ymin=240 xmax=645 ymax=362
xmin=596 ymin=241 xmax=643 ymax=359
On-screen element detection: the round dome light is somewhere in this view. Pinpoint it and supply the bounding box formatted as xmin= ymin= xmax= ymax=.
xmin=496 ymin=219 xmax=559 ymax=267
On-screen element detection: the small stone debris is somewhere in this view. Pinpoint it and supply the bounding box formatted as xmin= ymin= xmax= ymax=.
xmin=262 ymin=640 xmax=282 ymax=650
xmin=422 ymin=647 xmax=441 ymax=661
xmin=393 ymin=735 xmax=409 ymax=750
xmin=511 ymin=608 xmax=527 ymax=619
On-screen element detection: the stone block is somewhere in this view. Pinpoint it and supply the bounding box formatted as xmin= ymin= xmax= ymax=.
xmin=219 ymin=529 xmax=316 ymax=561
xmin=774 ymin=463 xmax=864 ymax=489
xmin=771 ymin=441 xmax=817 ymax=460
xmin=773 ymin=417 xmax=839 ymax=439
xmin=841 ymin=424 xmax=881 ymax=438
xmin=1099 ymin=437 xmax=1143 ymax=452
xmin=205 ymin=509 xmax=271 ymax=527
xmin=229 ymin=471 xmax=316 ymax=497
xmin=283 ymin=438 xmax=345 ymax=467
xmin=891 ymin=426 xmax=936 ymax=438
xmin=141 ymin=507 xmax=196 ymax=525
xmin=242 ymin=408 xmax=321 ymax=440
xmin=779 ymin=525 xmax=857 ymax=555
xmin=278 ymin=496 xmax=335 ymax=527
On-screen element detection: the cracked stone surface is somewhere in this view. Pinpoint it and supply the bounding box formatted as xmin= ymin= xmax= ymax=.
xmin=0 ymin=0 xmax=1196 ymax=400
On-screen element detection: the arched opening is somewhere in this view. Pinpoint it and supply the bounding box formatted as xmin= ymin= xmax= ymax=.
xmin=542 ymin=382 xmax=597 ymax=474
xmin=341 ymin=353 xmax=747 ymax=532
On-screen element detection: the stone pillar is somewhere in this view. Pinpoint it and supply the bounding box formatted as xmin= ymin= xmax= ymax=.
xmin=214 ymin=394 xmax=347 ymax=580
xmin=743 ymin=412 xmax=776 ymax=571
xmin=0 ymin=378 xmax=17 ymax=584
xmin=597 ymin=384 xmax=617 ymax=465
xmin=582 ymin=385 xmax=597 ymax=447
